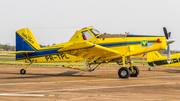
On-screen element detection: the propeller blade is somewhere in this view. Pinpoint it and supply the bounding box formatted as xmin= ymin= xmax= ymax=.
xmin=163 ymin=27 xmax=168 ymax=39
xmin=166 ymin=38 xmax=175 ymax=45
xmin=168 ymin=32 xmax=171 ymax=38
xmin=164 ymin=28 xmax=175 ymax=45
xmin=167 ymin=44 xmax=171 ymax=64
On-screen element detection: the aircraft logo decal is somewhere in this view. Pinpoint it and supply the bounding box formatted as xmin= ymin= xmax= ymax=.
xmin=22 ymin=33 xmax=34 ymax=44
xmin=141 ymin=40 xmax=148 ymax=47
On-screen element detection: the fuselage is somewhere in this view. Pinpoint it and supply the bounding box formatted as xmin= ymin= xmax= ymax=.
xmin=16 ymin=27 xmax=167 ymax=63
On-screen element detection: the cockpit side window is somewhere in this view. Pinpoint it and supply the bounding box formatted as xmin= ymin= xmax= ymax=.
xmin=90 ymin=29 xmax=100 ymax=36
xmin=82 ymin=31 xmax=94 ymax=40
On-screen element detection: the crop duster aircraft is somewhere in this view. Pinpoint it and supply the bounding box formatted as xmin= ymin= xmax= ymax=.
xmin=147 ymin=27 xmax=176 ymax=70
xmin=10 ymin=27 xmax=171 ymax=78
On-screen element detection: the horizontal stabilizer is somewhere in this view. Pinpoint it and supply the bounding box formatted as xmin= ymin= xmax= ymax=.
xmin=9 ymin=51 xmax=35 ymax=54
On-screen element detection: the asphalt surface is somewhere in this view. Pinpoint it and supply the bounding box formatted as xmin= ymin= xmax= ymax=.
xmin=0 ymin=65 xmax=180 ymax=101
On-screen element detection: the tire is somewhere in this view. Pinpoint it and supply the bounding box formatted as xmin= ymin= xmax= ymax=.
xmin=148 ymin=68 xmax=152 ymax=71
xmin=129 ymin=66 xmax=139 ymax=77
xmin=118 ymin=67 xmax=130 ymax=78
xmin=20 ymin=69 xmax=26 ymax=74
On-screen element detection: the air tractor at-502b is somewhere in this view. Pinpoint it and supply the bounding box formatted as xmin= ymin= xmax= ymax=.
xmin=10 ymin=27 xmax=174 ymax=78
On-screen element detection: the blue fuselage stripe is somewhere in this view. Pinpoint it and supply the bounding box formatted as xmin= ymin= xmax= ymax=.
xmin=16 ymin=49 xmax=61 ymax=59
xmin=16 ymin=41 xmax=157 ymax=60
xmin=99 ymin=41 xmax=156 ymax=47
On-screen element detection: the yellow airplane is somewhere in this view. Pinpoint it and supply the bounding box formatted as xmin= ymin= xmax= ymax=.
xmin=147 ymin=27 xmax=177 ymax=70
xmin=10 ymin=26 xmax=172 ymax=78
xmin=147 ymin=51 xmax=180 ymax=68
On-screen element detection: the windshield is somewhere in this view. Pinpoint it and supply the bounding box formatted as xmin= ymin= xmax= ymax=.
xmin=82 ymin=30 xmax=94 ymax=40
xmin=90 ymin=29 xmax=100 ymax=36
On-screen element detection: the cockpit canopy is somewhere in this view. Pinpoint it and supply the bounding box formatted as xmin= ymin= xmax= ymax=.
xmin=81 ymin=28 xmax=101 ymax=40
xmin=69 ymin=27 xmax=101 ymax=42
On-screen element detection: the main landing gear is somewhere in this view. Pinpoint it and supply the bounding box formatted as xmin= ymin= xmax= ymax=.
xmin=118 ymin=56 xmax=139 ymax=78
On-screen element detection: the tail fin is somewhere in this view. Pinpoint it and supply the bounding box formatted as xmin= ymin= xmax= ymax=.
xmin=16 ymin=28 xmax=40 ymax=51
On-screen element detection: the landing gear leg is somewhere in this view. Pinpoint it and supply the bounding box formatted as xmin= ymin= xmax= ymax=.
xmin=20 ymin=61 xmax=32 ymax=74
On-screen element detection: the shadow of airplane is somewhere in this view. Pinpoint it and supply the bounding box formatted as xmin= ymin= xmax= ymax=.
xmin=142 ymin=69 xmax=180 ymax=74
xmin=0 ymin=71 xmax=95 ymax=79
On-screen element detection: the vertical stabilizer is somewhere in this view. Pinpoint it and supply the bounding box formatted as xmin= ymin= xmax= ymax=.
xmin=16 ymin=28 xmax=40 ymax=51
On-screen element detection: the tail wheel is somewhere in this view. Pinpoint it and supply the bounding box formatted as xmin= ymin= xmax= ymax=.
xmin=118 ymin=67 xmax=130 ymax=78
xmin=129 ymin=66 xmax=139 ymax=77
xmin=20 ymin=69 xmax=26 ymax=74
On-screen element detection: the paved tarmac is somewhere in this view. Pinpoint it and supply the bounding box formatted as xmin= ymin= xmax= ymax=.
xmin=0 ymin=65 xmax=180 ymax=101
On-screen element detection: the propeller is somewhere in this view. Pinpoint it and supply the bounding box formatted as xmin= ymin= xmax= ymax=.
xmin=163 ymin=27 xmax=175 ymax=64
xmin=163 ymin=27 xmax=168 ymax=39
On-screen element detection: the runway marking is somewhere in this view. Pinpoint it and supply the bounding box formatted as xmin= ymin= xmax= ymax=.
xmin=0 ymin=93 xmax=59 ymax=97
xmin=3 ymin=82 xmax=180 ymax=95
xmin=1 ymin=75 xmax=180 ymax=86
xmin=0 ymin=80 xmax=86 ymax=86
xmin=130 ymin=75 xmax=180 ymax=79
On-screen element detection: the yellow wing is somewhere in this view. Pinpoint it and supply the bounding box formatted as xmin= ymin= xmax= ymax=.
xmin=58 ymin=42 xmax=121 ymax=62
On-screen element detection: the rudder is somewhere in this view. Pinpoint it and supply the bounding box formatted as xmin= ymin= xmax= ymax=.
xmin=16 ymin=28 xmax=40 ymax=51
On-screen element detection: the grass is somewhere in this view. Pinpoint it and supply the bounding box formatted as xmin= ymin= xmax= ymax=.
xmin=0 ymin=51 xmax=15 ymax=58
xmin=0 ymin=59 xmax=148 ymax=67
xmin=0 ymin=60 xmax=71 ymax=66
xmin=0 ymin=51 xmax=148 ymax=66
xmin=0 ymin=55 xmax=15 ymax=58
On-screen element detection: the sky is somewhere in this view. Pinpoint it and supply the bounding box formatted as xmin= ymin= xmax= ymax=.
xmin=0 ymin=0 xmax=180 ymax=50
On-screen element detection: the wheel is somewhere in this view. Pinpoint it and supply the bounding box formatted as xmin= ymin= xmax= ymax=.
xmin=148 ymin=68 xmax=152 ymax=71
xmin=118 ymin=67 xmax=130 ymax=78
xmin=129 ymin=66 xmax=139 ymax=77
xmin=20 ymin=69 xmax=26 ymax=74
